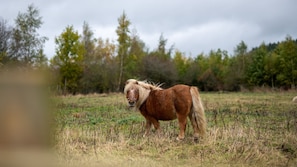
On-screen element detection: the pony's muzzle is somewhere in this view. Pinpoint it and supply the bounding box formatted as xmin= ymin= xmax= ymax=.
xmin=128 ymin=101 xmax=136 ymax=107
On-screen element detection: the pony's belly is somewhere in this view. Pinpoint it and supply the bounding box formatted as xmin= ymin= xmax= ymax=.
xmin=157 ymin=109 xmax=177 ymax=120
xmin=159 ymin=115 xmax=177 ymax=121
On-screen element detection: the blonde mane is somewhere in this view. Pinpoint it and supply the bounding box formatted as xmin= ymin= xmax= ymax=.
xmin=124 ymin=79 xmax=163 ymax=109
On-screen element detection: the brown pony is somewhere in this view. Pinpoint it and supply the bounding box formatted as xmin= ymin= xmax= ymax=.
xmin=124 ymin=79 xmax=206 ymax=141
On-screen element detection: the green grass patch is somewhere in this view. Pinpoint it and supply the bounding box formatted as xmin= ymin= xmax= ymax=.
xmin=53 ymin=92 xmax=297 ymax=166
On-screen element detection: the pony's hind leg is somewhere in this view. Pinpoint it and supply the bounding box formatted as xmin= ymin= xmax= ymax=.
xmin=176 ymin=115 xmax=187 ymax=140
xmin=188 ymin=111 xmax=199 ymax=141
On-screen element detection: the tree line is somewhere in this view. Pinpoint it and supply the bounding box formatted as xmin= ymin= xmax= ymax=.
xmin=1 ymin=5 xmax=297 ymax=94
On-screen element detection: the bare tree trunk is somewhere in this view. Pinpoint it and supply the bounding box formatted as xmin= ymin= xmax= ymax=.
xmin=117 ymin=52 xmax=124 ymax=91
xmin=292 ymin=61 xmax=295 ymax=89
xmin=64 ymin=78 xmax=67 ymax=95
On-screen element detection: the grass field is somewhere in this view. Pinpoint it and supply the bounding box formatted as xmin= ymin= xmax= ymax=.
xmin=53 ymin=92 xmax=297 ymax=167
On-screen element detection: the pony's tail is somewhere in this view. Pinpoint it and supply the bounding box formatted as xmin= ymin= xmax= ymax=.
xmin=190 ymin=86 xmax=206 ymax=137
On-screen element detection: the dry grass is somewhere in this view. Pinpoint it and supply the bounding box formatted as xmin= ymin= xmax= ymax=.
xmin=53 ymin=92 xmax=297 ymax=167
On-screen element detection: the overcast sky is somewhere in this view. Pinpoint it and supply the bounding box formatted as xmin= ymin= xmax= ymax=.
xmin=1 ymin=0 xmax=296 ymax=58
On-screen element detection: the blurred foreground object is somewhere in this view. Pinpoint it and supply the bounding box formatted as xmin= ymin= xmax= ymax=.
xmin=0 ymin=68 xmax=54 ymax=166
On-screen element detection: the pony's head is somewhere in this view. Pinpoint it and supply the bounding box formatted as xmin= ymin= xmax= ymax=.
xmin=124 ymin=79 xmax=162 ymax=108
xmin=124 ymin=79 xmax=139 ymax=107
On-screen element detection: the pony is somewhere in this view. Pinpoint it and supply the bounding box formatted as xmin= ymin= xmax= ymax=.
xmin=124 ymin=79 xmax=206 ymax=141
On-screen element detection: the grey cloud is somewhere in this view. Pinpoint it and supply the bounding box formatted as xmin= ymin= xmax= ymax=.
xmin=0 ymin=0 xmax=296 ymax=57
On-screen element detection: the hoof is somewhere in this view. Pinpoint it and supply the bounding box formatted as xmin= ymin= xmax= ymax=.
xmin=176 ymin=137 xmax=184 ymax=141
xmin=142 ymin=133 xmax=149 ymax=138
xmin=193 ymin=137 xmax=199 ymax=143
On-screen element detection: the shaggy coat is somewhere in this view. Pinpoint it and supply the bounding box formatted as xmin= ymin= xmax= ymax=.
xmin=124 ymin=79 xmax=206 ymax=140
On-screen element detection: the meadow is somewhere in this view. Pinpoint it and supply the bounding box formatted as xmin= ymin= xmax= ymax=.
xmin=53 ymin=91 xmax=297 ymax=167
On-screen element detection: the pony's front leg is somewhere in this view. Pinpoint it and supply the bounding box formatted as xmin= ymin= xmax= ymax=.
xmin=152 ymin=120 xmax=161 ymax=137
xmin=143 ymin=119 xmax=152 ymax=137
